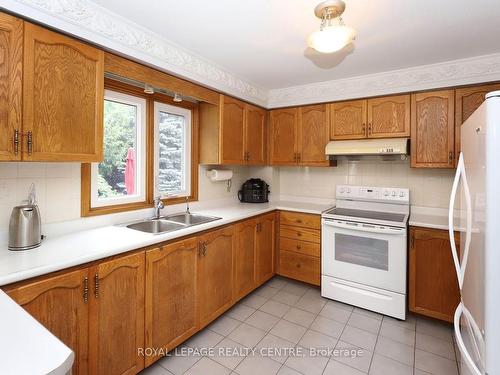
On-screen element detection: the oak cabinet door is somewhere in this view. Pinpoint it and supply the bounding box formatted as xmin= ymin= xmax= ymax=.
xmin=198 ymin=226 xmax=234 ymax=327
xmin=89 ymin=252 xmax=145 ymax=375
xmin=145 ymin=239 xmax=198 ymax=366
xmin=269 ymin=108 xmax=298 ymax=165
xmin=455 ymin=83 xmax=500 ymax=163
xmin=245 ymin=104 xmax=266 ymax=165
xmin=6 ymin=269 xmax=90 ymax=375
xmin=367 ymin=95 xmax=410 ymax=138
xmin=411 ymin=90 xmax=455 ymax=168
xmin=221 ymin=95 xmax=245 ymax=164
xmin=23 ymin=22 xmax=104 ymax=162
xmin=0 ymin=13 xmax=23 ymax=161
xmin=234 ymin=219 xmax=257 ymax=299
xmin=409 ymin=227 xmax=460 ymax=322
xmin=330 ymin=100 xmax=367 ymax=140
xmin=256 ymin=213 xmax=276 ymax=284
xmin=298 ymin=104 xmax=330 ymax=166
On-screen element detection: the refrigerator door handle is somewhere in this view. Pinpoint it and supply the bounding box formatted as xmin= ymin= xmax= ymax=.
xmin=454 ymin=303 xmax=484 ymax=375
xmin=448 ymin=152 xmax=473 ymax=289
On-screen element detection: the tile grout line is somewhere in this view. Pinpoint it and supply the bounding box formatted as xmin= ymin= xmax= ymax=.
xmin=366 ymin=314 xmax=384 ymax=374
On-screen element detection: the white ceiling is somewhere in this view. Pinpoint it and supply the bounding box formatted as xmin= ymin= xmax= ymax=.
xmin=91 ymin=0 xmax=500 ymax=90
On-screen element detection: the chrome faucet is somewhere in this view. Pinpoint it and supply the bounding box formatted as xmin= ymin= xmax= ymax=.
xmin=185 ymin=197 xmax=191 ymax=215
xmin=153 ymin=196 xmax=164 ymax=219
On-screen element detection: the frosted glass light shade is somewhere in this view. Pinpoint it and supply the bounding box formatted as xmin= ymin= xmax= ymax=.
xmin=308 ymin=24 xmax=356 ymax=53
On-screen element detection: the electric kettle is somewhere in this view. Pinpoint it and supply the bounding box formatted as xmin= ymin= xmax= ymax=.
xmin=8 ymin=184 xmax=43 ymax=251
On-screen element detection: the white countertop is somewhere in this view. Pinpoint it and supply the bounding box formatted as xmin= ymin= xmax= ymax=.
xmin=409 ymin=206 xmax=464 ymax=232
xmin=0 ymin=199 xmax=333 ymax=287
xmin=0 ymin=289 xmax=74 ymax=374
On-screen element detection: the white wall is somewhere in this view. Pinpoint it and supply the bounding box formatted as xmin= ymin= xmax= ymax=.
xmin=279 ymin=159 xmax=454 ymax=208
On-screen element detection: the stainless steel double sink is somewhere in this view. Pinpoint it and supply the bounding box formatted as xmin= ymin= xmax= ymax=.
xmin=125 ymin=213 xmax=221 ymax=234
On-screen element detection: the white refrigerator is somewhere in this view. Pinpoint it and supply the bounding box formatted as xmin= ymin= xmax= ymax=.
xmin=449 ymin=90 xmax=500 ymax=375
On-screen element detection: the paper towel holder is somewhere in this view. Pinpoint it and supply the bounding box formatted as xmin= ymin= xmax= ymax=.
xmin=206 ymin=169 xmax=233 ymax=192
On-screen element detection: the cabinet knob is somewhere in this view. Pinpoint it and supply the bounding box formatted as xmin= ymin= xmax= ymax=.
xmin=296 ymin=245 xmax=302 ymax=250
xmin=297 ymin=232 xmax=302 ymax=237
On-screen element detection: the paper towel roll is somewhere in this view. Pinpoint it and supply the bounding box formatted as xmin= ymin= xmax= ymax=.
xmin=207 ymin=169 xmax=233 ymax=181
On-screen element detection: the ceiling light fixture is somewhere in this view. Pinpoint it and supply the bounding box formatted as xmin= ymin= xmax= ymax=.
xmin=173 ymin=93 xmax=183 ymax=102
xmin=308 ymin=0 xmax=356 ymax=54
xmin=144 ymin=84 xmax=154 ymax=94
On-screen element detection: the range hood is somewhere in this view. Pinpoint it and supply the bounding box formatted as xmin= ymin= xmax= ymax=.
xmin=325 ymin=138 xmax=409 ymax=158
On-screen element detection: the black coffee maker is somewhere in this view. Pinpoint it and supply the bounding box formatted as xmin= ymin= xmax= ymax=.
xmin=238 ymin=179 xmax=270 ymax=203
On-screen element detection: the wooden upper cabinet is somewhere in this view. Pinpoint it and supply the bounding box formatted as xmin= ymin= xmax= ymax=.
xmin=23 ymin=22 xmax=104 ymax=162
xmin=0 ymin=13 xmax=23 ymax=161
xmin=198 ymin=226 xmax=234 ymax=327
xmin=145 ymin=238 xmax=198 ymax=367
xmin=234 ymin=219 xmax=257 ymax=299
xmin=245 ymin=104 xmax=266 ymax=164
xmin=269 ymin=108 xmax=298 ymax=165
xmin=409 ymin=227 xmax=460 ymax=322
xmin=88 ymin=251 xmax=145 ymax=375
xmin=298 ymin=104 xmax=330 ymax=166
xmin=411 ymin=90 xmax=455 ymax=168
xmin=200 ymin=95 xmax=266 ymax=165
xmin=367 ymin=95 xmax=410 ymax=138
xmin=455 ymin=83 xmax=500 ymax=162
xmin=221 ymin=95 xmax=246 ymax=164
xmin=6 ymin=269 xmax=90 ymax=375
xmin=330 ymin=100 xmax=367 ymax=140
xmin=256 ymin=213 xmax=276 ymax=284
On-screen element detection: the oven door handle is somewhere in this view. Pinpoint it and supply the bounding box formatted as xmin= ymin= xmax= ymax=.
xmin=322 ymin=220 xmax=406 ymax=235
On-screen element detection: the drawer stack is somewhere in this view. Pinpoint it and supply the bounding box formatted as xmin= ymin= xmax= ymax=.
xmin=278 ymin=211 xmax=321 ymax=286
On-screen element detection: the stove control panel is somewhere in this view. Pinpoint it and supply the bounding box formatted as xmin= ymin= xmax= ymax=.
xmin=336 ymin=185 xmax=410 ymax=204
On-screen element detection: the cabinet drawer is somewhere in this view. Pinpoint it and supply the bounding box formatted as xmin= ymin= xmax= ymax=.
xmin=280 ymin=211 xmax=320 ymax=230
xmin=280 ymin=237 xmax=320 ymax=257
xmin=279 ymin=250 xmax=320 ymax=286
xmin=280 ymin=225 xmax=320 ymax=244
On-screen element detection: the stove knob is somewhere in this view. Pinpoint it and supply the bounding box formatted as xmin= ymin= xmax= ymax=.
xmin=346 ymin=187 xmax=351 ymax=193
xmin=391 ymin=191 xmax=396 ymax=197
xmin=399 ymin=191 xmax=405 ymax=197
xmin=340 ymin=187 xmax=345 ymax=193
xmin=384 ymin=191 xmax=389 ymax=196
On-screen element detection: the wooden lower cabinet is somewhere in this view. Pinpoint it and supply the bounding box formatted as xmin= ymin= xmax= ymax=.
xmin=277 ymin=211 xmax=321 ymax=286
xmin=6 ymin=269 xmax=90 ymax=375
xmin=2 ymin=213 xmax=280 ymax=374
xmin=145 ymin=238 xmax=198 ymax=367
xmin=234 ymin=219 xmax=257 ymax=299
xmin=409 ymin=226 xmax=460 ymax=322
xmin=256 ymin=213 xmax=276 ymax=284
xmin=88 ymin=252 xmax=145 ymax=375
xmin=198 ymin=226 xmax=235 ymax=327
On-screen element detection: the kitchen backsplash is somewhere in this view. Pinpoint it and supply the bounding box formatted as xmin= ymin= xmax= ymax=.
xmin=279 ymin=159 xmax=454 ymax=208
xmin=0 ymin=160 xmax=451 ymax=231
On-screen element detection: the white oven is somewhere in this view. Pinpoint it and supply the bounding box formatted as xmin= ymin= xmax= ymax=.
xmin=322 ymin=219 xmax=407 ymax=293
xmin=321 ymin=185 xmax=409 ymax=319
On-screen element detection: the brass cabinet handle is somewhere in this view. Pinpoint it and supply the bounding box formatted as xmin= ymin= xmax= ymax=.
xmin=297 ymin=153 xmax=301 ymax=163
xmin=449 ymin=151 xmax=453 ymax=164
xmin=203 ymin=241 xmax=207 ymax=256
xmin=13 ymin=129 xmax=19 ymax=155
xmin=94 ymin=274 xmax=99 ymax=299
xmin=83 ymin=277 xmax=89 ymax=303
xmin=362 ymin=123 xmax=366 ymax=133
xmin=198 ymin=241 xmax=207 ymax=256
xmin=368 ymin=123 xmax=372 ymax=134
xmin=27 ymin=131 xmax=33 ymax=156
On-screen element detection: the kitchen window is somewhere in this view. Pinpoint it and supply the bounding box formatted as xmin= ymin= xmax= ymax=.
xmin=81 ymin=80 xmax=199 ymax=216
xmin=91 ymin=90 xmax=147 ymax=208
xmin=154 ymin=103 xmax=192 ymax=199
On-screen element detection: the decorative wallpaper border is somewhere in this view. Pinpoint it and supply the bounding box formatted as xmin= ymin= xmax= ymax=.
xmin=2 ymin=0 xmax=500 ymax=108
xmin=267 ymin=53 xmax=500 ymax=108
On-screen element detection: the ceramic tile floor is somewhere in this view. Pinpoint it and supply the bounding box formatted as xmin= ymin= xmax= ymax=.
xmin=139 ymin=276 xmax=460 ymax=375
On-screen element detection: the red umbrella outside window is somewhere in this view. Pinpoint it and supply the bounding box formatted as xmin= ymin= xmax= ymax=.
xmin=125 ymin=147 xmax=135 ymax=195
